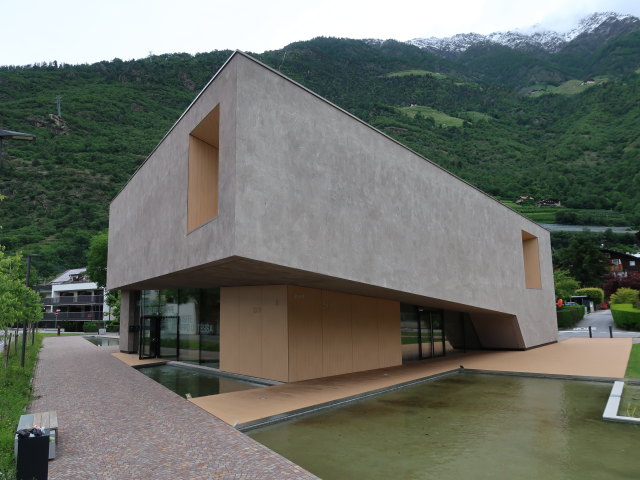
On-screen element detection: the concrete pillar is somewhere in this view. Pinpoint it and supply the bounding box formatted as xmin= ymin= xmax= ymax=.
xmin=118 ymin=290 xmax=139 ymax=353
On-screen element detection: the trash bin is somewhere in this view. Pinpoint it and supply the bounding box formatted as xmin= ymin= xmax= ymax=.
xmin=16 ymin=429 xmax=49 ymax=480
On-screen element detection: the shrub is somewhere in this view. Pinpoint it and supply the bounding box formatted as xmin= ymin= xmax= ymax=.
xmin=106 ymin=322 xmax=120 ymax=333
xmin=611 ymin=304 xmax=640 ymax=331
xmin=575 ymin=287 xmax=604 ymax=304
xmin=556 ymin=305 xmax=586 ymax=328
xmin=82 ymin=321 xmax=102 ymax=333
xmin=610 ymin=288 xmax=640 ymax=307
xmin=553 ymin=269 xmax=579 ymax=299
xmin=602 ymin=273 xmax=640 ymax=298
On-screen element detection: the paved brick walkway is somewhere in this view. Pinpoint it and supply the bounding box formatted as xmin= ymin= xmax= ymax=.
xmin=31 ymin=336 xmax=318 ymax=480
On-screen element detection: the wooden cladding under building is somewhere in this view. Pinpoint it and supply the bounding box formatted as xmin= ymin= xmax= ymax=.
xmin=187 ymin=105 xmax=219 ymax=232
xmin=220 ymin=285 xmax=401 ymax=382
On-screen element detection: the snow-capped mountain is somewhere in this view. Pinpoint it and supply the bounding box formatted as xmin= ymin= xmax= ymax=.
xmin=408 ymin=12 xmax=640 ymax=56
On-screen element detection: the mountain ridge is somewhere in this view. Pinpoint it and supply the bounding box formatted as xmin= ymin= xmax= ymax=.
xmin=407 ymin=12 xmax=640 ymax=56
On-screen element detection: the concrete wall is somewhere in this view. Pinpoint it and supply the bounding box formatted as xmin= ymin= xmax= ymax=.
xmin=231 ymin=54 xmax=556 ymax=348
xmin=220 ymin=285 xmax=401 ymax=382
xmin=107 ymin=60 xmax=238 ymax=290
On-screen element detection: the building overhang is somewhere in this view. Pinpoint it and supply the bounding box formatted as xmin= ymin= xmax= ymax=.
xmin=115 ymin=255 xmax=511 ymax=317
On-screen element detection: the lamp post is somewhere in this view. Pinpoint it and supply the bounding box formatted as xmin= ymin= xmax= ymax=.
xmin=0 ymin=129 xmax=36 ymax=170
xmin=21 ymin=254 xmax=41 ymax=367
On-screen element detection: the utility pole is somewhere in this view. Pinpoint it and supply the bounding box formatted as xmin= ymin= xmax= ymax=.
xmin=55 ymin=95 xmax=62 ymax=117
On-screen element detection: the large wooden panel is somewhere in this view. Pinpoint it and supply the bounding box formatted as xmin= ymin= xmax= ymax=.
xmin=236 ymin=286 xmax=263 ymax=376
xmin=322 ymin=290 xmax=353 ymax=377
xmin=187 ymin=135 xmax=219 ymax=232
xmin=351 ymin=295 xmax=380 ymax=372
xmin=219 ymin=287 xmax=240 ymax=372
xmin=377 ymin=299 xmax=402 ymax=368
xmin=260 ymin=285 xmax=289 ymax=382
xmin=288 ymin=286 xmax=323 ymax=382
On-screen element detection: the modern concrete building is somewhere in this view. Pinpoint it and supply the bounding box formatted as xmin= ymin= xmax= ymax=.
xmin=108 ymin=51 xmax=557 ymax=383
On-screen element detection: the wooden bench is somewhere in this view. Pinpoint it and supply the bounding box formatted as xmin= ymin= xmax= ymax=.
xmin=17 ymin=411 xmax=58 ymax=443
xmin=15 ymin=411 xmax=58 ymax=460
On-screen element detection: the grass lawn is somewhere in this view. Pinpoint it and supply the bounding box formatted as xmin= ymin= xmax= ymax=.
xmin=386 ymin=70 xmax=447 ymax=79
xmin=527 ymin=77 xmax=608 ymax=96
xmin=0 ymin=333 xmax=43 ymax=479
xmin=398 ymin=105 xmax=463 ymax=127
xmin=625 ymin=343 xmax=640 ymax=378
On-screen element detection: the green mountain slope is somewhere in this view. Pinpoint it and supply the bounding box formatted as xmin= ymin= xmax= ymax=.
xmin=0 ymin=37 xmax=639 ymax=277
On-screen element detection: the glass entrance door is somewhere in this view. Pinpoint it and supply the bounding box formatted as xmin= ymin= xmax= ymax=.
xmin=139 ymin=315 xmax=161 ymax=359
xmin=401 ymin=304 xmax=447 ymax=362
xmin=430 ymin=310 xmax=445 ymax=358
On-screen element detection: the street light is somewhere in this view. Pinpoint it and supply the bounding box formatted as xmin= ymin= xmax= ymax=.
xmin=0 ymin=129 xmax=36 ymax=170
xmin=21 ymin=254 xmax=41 ymax=367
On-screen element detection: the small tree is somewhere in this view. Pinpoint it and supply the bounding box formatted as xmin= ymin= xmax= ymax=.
xmin=86 ymin=231 xmax=108 ymax=288
xmin=0 ymin=249 xmax=42 ymax=367
xmin=553 ymin=269 xmax=579 ymax=300
xmin=86 ymin=231 xmax=120 ymax=324
xmin=610 ymin=288 xmax=640 ymax=307
xmin=556 ymin=233 xmax=607 ymax=287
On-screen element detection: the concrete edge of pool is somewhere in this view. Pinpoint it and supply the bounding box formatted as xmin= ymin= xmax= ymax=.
xmin=238 ymin=369 xmax=462 ymax=431
xmin=238 ymin=368 xmax=640 ymax=432
xmin=603 ymin=381 xmax=640 ymax=424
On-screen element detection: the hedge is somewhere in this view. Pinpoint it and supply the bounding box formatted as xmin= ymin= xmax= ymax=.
xmin=82 ymin=321 xmax=104 ymax=333
xmin=556 ymin=305 xmax=586 ymax=329
xmin=611 ymin=304 xmax=640 ymax=331
xmin=575 ymin=287 xmax=604 ymax=305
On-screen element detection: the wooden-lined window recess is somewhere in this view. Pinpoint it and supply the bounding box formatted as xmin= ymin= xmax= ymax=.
xmin=187 ymin=105 xmax=220 ymax=232
xmin=521 ymin=231 xmax=542 ymax=289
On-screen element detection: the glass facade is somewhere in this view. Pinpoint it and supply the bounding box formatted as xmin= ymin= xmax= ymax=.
xmin=139 ymin=288 xmax=220 ymax=366
xmin=401 ymin=304 xmax=475 ymax=362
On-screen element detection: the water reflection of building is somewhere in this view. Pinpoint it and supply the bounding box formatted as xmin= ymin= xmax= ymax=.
xmin=108 ymin=52 xmax=557 ymax=382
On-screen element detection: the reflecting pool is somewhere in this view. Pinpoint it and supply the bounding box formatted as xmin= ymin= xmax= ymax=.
xmin=137 ymin=364 xmax=263 ymax=398
xmin=83 ymin=336 xmax=119 ymax=347
xmin=248 ymin=374 xmax=640 ymax=480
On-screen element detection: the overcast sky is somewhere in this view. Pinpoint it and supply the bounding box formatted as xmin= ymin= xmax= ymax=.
xmin=2 ymin=0 xmax=640 ymax=66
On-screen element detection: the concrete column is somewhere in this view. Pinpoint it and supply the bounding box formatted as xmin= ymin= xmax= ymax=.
xmin=118 ymin=290 xmax=139 ymax=353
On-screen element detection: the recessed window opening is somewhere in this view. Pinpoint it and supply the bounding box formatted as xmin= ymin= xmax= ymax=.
xmin=187 ymin=105 xmax=220 ymax=232
xmin=521 ymin=231 xmax=542 ymax=289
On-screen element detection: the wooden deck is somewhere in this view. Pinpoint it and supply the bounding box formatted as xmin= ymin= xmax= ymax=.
xmin=189 ymin=338 xmax=632 ymax=426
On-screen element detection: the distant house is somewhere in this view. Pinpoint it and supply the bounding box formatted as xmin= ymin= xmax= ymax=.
xmin=601 ymin=249 xmax=640 ymax=277
xmin=41 ymin=268 xmax=109 ymax=327
xmin=515 ymin=196 xmax=535 ymax=204
xmin=537 ymin=198 xmax=561 ymax=207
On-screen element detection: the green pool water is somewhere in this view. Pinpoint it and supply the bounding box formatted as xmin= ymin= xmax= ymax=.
xmin=247 ymin=374 xmax=640 ymax=480
xmin=137 ymin=364 xmax=263 ymax=398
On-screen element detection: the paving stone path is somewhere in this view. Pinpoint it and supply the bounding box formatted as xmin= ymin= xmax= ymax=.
xmin=31 ymin=336 xmax=318 ymax=480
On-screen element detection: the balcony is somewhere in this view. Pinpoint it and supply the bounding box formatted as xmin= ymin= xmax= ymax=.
xmin=42 ymin=295 xmax=104 ymax=306
xmin=42 ymin=312 xmax=104 ymax=321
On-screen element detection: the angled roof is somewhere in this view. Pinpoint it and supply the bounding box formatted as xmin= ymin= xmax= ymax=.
xmin=0 ymin=129 xmax=36 ymax=141
xmin=49 ymin=268 xmax=87 ymax=284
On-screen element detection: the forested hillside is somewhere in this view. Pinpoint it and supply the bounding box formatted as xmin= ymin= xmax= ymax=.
xmin=1 ymin=23 xmax=639 ymax=277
